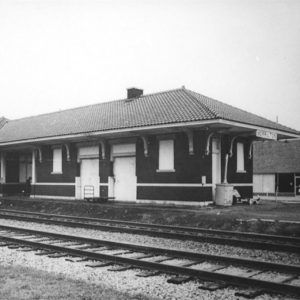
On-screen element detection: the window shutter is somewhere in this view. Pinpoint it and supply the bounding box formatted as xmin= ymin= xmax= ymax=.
xmin=237 ymin=142 xmax=245 ymax=171
xmin=158 ymin=140 xmax=174 ymax=170
xmin=53 ymin=148 xmax=62 ymax=173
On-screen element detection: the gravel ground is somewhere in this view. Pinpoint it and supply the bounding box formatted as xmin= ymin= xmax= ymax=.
xmin=0 ymin=219 xmax=299 ymax=266
xmin=0 ymin=246 xmax=297 ymax=300
xmin=0 ymin=246 xmax=242 ymax=300
xmin=0 ymin=219 xmax=299 ymax=299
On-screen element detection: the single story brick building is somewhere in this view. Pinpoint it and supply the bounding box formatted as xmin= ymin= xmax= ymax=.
xmin=0 ymin=87 xmax=298 ymax=204
xmin=253 ymin=139 xmax=300 ymax=197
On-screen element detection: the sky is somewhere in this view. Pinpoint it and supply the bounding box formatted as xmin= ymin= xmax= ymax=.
xmin=0 ymin=0 xmax=299 ymax=130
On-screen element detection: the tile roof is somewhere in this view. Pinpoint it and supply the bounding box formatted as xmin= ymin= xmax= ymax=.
xmin=253 ymin=139 xmax=300 ymax=173
xmin=0 ymin=88 xmax=298 ymax=144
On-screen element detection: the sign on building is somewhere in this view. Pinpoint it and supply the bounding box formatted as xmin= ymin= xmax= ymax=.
xmin=256 ymin=129 xmax=277 ymax=140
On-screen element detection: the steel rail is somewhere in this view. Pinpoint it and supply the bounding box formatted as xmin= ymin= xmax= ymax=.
xmin=0 ymin=226 xmax=300 ymax=296
xmin=1 ymin=208 xmax=299 ymax=244
xmin=0 ymin=224 xmax=299 ymax=274
xmin=0 ymin=210 xmax=300 ymax=253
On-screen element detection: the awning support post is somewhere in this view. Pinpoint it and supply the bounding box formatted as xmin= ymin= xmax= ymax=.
xmin=32 ymin=149 xmax=36 ymax=184
xmin=223 ymin=153 xmax=229 ymax=184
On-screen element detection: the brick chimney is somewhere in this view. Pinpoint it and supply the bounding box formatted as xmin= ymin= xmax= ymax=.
xmin=127 ymin=87 xmax=143 ymax=99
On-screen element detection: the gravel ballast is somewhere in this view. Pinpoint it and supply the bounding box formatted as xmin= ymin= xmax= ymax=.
xmin=0 ymin=246 xmax=241 ymax=300
xmin=0 ymin=219 xmax=299 ymax=299
xmin=0 ymin=219 xmax=299 ymax=265
xmin=0 ymin=246 xmax=296 ymax=300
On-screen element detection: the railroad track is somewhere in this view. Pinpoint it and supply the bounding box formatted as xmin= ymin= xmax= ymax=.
xmin=0 ymin=224 xmax=300 ymax=297
xmin=0 ymin=209 xmax=300 ymax=253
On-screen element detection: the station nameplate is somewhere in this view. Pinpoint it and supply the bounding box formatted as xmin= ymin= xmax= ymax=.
xmin=256 ymin=129 xmax=277 ymax=140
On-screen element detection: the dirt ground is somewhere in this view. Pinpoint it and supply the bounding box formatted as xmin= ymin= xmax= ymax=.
xmin=0 ymin=265 xmax=147 ymax=300
xmin=0 ymin=197 xmax=299 ymax=236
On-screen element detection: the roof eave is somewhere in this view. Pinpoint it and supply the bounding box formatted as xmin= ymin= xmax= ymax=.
xmin=219 ymin=119 xmax=299 ymax=139
xmin=0 ymin=118 xmax=298 ymax=147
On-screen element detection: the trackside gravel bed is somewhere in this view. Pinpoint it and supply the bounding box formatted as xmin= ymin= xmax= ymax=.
xmin=0 ymin=197 xmax=300 ymax=236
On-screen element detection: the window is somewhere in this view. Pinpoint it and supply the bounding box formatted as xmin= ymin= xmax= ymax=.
xmin=52 ymin=148 xmax=62 ymax=174
xmin=236 ymin=142 xmax=245 ymax=172
xmin=157 ymin=139 xmax=175 ymax=172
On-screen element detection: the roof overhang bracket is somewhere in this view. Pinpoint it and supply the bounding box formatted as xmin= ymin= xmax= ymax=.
xmin=36 ymin=147 xmax=42 ymax=163
xmin=99 ymin=140 xmax=106 ymax=160
xmin=64 ymin=144 xmax=71 ymax=161
xmin=141 ymin=136 xmax=149 ymax=157
xmin=205 ymin=132 xmax=215 ymax=155
xmin=248 ymin=140 xmax=256 ymax=159
xmin=229 ymin=136 xmax=238 ymax=157
xmin=184 ymin=129 xmax=194 ymax=155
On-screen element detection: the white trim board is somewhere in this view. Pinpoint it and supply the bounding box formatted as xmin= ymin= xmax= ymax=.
xmin=28 ymin=195 xmax=212 ymax=206
xmin=30 ymin=195 xmax=75 ymax=200
xmin=137 ymin=183 xmax=213 ymax=187
xmin=33 ymin=182 xmax=75 ymax=186
xmin=137 ymin=183 xmax=252 ymax=187
xmin=2 ymin=182 xmax=253 ymax=187
xmin=135 ymin=199 xmax=213 ymax=206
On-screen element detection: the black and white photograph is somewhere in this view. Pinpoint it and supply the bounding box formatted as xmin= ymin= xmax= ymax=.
xmin=0 ymin=0 xmax=300 ymax=299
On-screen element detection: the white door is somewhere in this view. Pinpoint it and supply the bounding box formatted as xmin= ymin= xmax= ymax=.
xmin=80 ymin=159 xmax=99 ymax=199
xmin=212 ymin=138 xmax=221 ymax=199
xmin=113 ymin=156 xmax=136 ymax=201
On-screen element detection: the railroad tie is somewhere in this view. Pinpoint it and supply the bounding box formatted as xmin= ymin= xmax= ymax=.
xmin=7 ymin=245 xmax=23 ymax=249
xmin=235 ymin=288 xmax=264 ymax=299
xmin=167 ymin=276 xmax=193 ymax=284
xmin=86 ymin=261 xmax=115 ymax=268
xmin=17 ymin=247 xmax=36 ymax=252
xmin=35 ymin=250 xmax=57 ymax=256
xmin=107 ymin=265 xmax=134 ymax=272
xmin=47 ymin=253 xmax=70 ymax=258
xmin=111 ymin=250 xmax=134 ymax=255
xmin=136 ymin=270 xmax=161 ymax=277
xmin=134 ymin=254 xmax=155 ymax=260
xmin=65 ymin=257 xmax=90 ymax=263
xmin=68 ymin=245 xmax=96 ymax=250
xmin=0 ymin=242 xmax=14 ymax=247
xmin=198 ymin=281 xmax=229 ymax=291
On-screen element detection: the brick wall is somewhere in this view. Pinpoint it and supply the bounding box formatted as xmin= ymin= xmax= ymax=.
xmin=36 ymin=145 xmax=77 ymax=183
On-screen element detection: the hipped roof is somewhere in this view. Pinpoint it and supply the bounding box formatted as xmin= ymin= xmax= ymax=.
xmin=0 ymin=88 xmax=298 ymax=145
